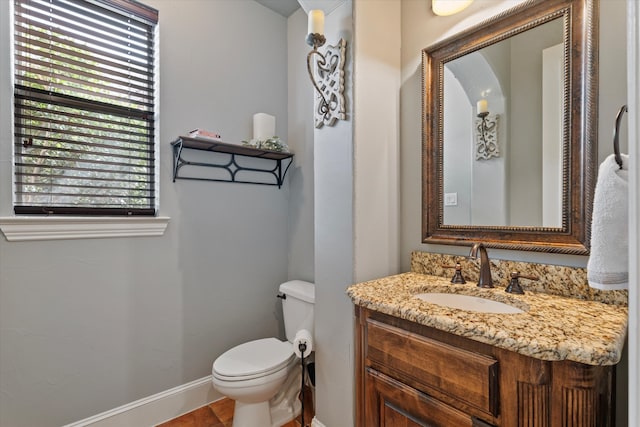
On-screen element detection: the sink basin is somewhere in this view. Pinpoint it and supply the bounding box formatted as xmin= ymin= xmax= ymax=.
xmin=414 ymin=292 xmax=525 ymax=314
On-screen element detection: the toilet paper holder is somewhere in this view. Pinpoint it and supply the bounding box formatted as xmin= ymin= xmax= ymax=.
xmin=293 ymin=329 xmax=313 ymax=359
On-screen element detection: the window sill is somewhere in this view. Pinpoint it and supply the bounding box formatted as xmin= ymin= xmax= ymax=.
xmin=0 ymin=216 xmax=170 ymax=242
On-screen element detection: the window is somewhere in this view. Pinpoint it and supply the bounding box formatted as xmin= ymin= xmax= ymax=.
xmin=13 ymin=0 xmax=158 ymax=216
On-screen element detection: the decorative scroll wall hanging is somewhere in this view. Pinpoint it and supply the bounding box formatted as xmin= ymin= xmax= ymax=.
xmin=309 ymin=38 xmax=347 ymax=128
xmin=475 ymin=113 xmax=499 ymax=160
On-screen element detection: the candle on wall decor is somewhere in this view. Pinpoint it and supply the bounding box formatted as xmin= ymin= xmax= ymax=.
xmin=308 ymin=9 xmax=324 ymax=35
xmin=477 ymin=99 xmax=489 ymax=115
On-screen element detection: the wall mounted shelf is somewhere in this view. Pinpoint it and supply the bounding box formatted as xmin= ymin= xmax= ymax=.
xmin=171 ymin=136 xmax=294 ymax=188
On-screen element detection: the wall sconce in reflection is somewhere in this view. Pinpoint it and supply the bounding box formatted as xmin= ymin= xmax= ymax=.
xmin=475 ymin=99 xmax=499 ymax=160
xmin=306 ymin=9 xmax=347 ymax=128
xmin=432 ymin=0 xmax=474 ymax=16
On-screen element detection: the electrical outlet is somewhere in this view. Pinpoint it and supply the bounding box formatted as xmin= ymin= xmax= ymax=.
xmin=444 ymin=192 xmax=458 ymax=206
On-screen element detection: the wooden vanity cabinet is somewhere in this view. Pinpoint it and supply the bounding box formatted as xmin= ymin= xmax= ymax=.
xmin=355 ymin=307 xmax=615 ymax=427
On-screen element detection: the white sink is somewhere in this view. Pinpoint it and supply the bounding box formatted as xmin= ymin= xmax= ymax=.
xmin=414 ymin=292 xmax=525 ymax=314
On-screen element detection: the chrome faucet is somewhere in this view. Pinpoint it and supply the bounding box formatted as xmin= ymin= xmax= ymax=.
xmin=469 ymin=242 xmax=494 ymax=288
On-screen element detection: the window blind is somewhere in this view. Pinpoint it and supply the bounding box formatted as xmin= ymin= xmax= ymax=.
xmin=14 ymin=0 xmax=158 ymax=215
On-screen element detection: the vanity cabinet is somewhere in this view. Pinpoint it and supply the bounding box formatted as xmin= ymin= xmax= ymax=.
xmin=355 ymin=307 xmax=615 ymax=427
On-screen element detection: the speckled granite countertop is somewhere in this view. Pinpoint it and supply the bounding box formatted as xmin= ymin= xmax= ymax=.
xmin=347 ymin=272 xmax=628 ymax=366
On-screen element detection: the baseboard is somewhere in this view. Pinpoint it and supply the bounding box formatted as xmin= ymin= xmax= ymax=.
xmin=311 ymin=417 xmax=327 ymax=427
xmin=63 ymin=375 xmax=222 ymax=427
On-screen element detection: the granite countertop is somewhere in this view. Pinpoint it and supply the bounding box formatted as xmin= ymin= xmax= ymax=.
xmin=347 ymin=272 xmax=628 ymax=366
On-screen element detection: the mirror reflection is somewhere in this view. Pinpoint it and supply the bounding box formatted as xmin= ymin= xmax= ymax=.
xmin=442 ymin=18 xmax=564 ymax=227
xmin=422 ymin=0 xmax=598 ymax=254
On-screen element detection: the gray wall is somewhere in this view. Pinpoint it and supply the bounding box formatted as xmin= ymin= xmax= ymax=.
xmin=0 ymin=1 xmax=308 ymax=425
xmin=287 ymin=8 xmax=315 ymax=284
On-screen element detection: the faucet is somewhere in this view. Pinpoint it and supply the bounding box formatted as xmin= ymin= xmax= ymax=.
xmin=469 ymin=242 xmax=494 ymax=288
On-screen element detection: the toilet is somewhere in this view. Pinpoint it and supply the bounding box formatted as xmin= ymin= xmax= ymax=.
xmin=212 ymin=280 xmax=315 ymax=427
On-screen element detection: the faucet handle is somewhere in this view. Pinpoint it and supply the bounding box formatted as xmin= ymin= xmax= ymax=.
xmin=441 ymin=263 xmax=466 ymax=284
xmin=505 ymin=271 xmax=538 ymax=294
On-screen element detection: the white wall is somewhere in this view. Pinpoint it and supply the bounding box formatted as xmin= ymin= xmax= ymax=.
xmin=353 ymin=0 xmax=401 ymax=285
xmin=0 ymin=1 xmax=302 ymax=426
xmin=627 ymin=4 xmax=639 ymax=426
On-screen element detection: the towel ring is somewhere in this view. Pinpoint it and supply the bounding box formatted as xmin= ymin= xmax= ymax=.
xmin=613 ymin=105 xmax=627 ymax=169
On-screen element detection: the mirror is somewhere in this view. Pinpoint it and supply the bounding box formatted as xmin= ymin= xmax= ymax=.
xmin=422 ymin=0 xmax=598 ymax=254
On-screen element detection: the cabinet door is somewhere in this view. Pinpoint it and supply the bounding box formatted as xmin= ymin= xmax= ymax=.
xmin=365 ymin=368 xmax=485 ymax=427
xmin=366 ymin=318 xmax=499 ymax=417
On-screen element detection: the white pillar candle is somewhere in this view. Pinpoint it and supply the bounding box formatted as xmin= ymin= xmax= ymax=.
xmin=253 ymin=113 xmax=275 ymax=141
xmin=477 ymin=99 xmax=488 ymax=114
xmin=308 ymin=9 xmax=324 ymax=35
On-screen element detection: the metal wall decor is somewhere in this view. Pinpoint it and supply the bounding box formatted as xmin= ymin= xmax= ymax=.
xmin=306 ymin=34 xmax=347 ymax=128
xmin=475 ymin=112 xmax=499 ymax=159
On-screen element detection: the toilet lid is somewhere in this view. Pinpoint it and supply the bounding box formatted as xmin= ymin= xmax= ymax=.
xmin=213 ymin=337 xmax=294 ymax=379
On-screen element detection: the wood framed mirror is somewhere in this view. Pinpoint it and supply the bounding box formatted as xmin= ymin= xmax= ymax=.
xmin=422 ymin=0 xmax=598 ymax=254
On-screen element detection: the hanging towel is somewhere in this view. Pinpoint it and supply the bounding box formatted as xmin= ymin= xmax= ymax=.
xmin=587 ymin=153 xmax=629 ymax=290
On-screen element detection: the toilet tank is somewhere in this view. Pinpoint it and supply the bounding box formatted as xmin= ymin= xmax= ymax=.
xmin=279 ymin=280 xmax=315 ymax=343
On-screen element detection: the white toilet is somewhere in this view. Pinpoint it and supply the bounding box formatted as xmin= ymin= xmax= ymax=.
xmin=212 ymin=280 xmax=315 ymax=427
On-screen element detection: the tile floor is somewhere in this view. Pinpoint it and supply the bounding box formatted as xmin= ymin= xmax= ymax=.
xmin=156 ymin=386 xmax=314 ymax=427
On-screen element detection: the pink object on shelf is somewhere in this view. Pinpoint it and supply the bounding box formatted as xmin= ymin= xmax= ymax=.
xmin=188 ymin=128 xmax=221 ymax=141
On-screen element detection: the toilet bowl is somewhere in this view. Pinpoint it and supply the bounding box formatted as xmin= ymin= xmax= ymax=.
xmin=212 ymin=338 xmax=297 ymax=427
xmin=211 ymin=280 xmax=315 ymax=427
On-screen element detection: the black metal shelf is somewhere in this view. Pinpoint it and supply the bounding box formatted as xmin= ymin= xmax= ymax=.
xmin=171 ymin=136 xmax=294 ymax=188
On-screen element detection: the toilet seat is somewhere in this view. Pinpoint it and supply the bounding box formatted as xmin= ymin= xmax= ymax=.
xmin=213 ymin=338 xmax=294 ymax=382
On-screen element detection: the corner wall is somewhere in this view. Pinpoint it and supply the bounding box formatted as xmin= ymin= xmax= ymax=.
xmin=312 ymin=1 xmax=402 ymax=425
xmin=312 ymin=1 xmax=355 ymax=426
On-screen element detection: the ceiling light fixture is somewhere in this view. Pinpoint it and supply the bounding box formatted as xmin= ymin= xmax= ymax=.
xmin=432 ymin=0 xmax=474 ymax=16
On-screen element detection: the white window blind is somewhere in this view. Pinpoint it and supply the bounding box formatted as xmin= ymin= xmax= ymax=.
xmin=13 ymin=0 xmax=158 ymax=215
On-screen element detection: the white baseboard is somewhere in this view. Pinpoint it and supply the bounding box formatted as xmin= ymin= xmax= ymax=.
xmin=311 ymin=417 xmax=326 ymax=427
xmin=63 ymin=375 xmax=222 ymax=427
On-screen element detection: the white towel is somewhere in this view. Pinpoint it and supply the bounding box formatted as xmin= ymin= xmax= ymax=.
xmin=587 ymin=153 xmax=629 ymax=290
